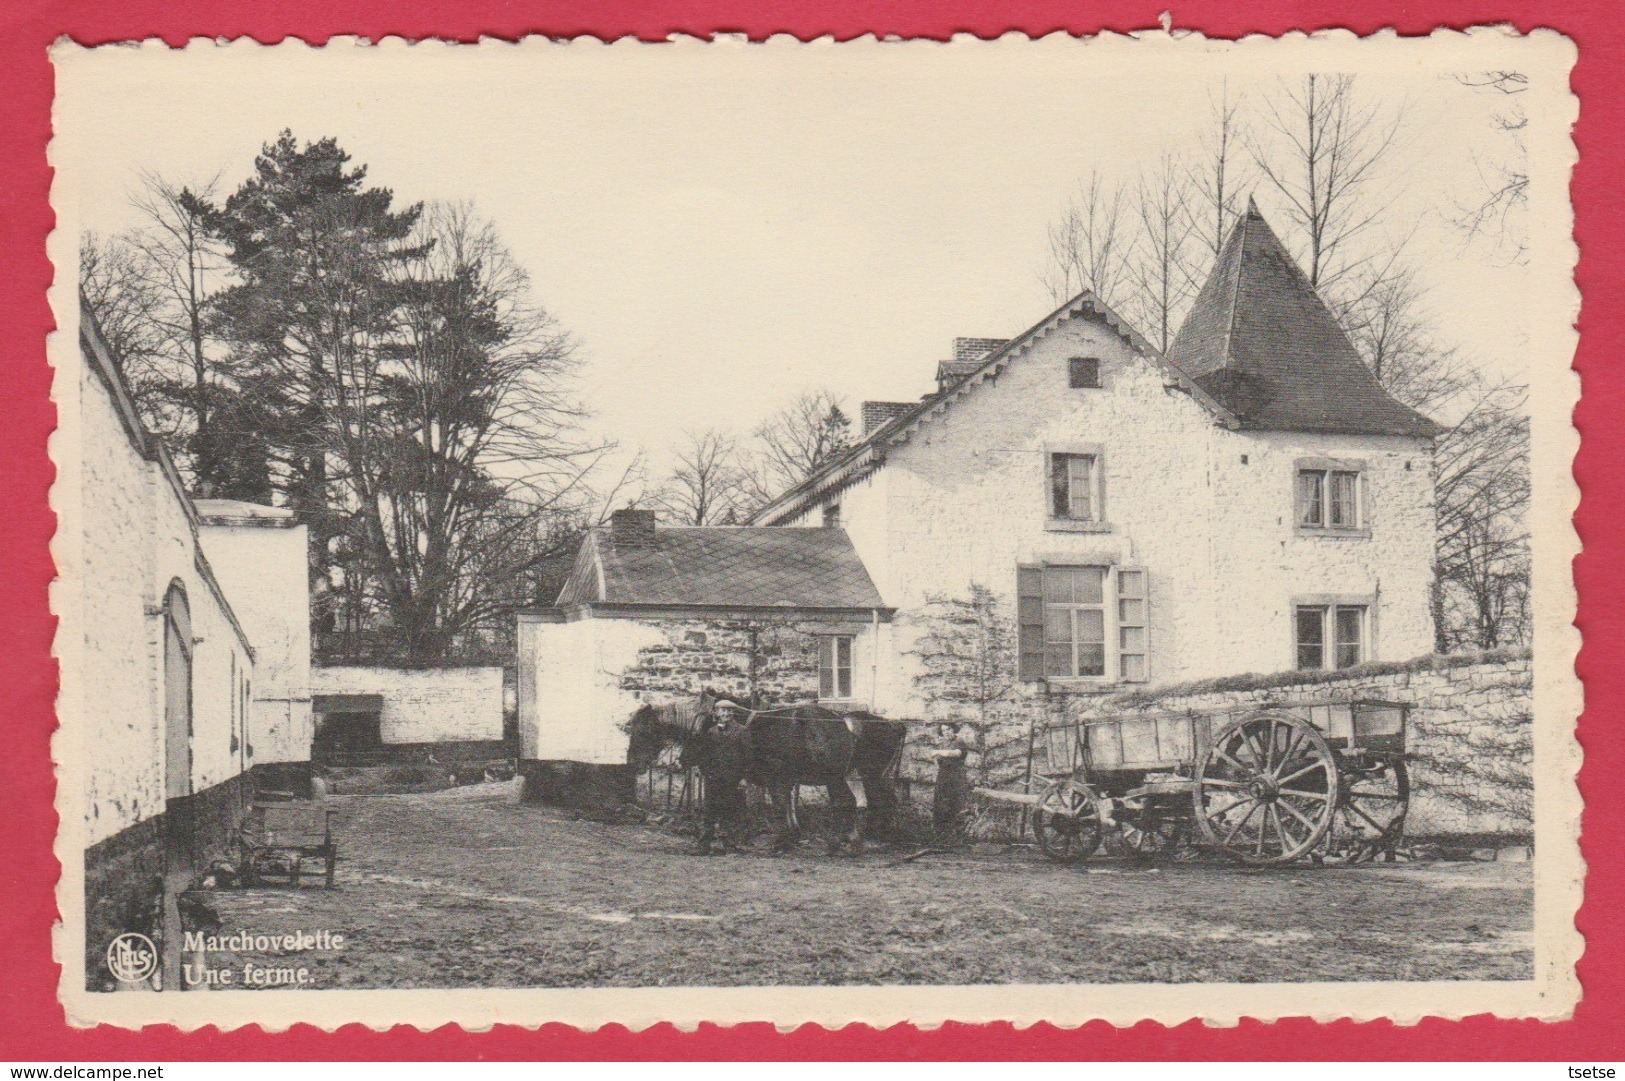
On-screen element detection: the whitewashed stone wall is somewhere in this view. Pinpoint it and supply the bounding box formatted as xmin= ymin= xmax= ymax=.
xmin=518 ymin=613 xmax=887 ymax=767
xmin=312 ymin=665 xmax=504 ymax=745
xmin=199 ymin=513 xmax=312 ymax=765
xmin=70 ymin=340 xmax=257 ymax=848
xmin=518 ymin=616 xmax=660 ymax=764
xmin=783 ymin=309 xmax=1436 ymax=709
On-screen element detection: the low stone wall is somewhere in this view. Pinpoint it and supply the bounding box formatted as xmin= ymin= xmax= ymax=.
xmin=312 ymin=665 xmax=506 ymax=745
xmin=903 ymin=649 xmax=1534 ymax=841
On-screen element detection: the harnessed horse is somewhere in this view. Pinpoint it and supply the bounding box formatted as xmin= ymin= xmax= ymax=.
xmin=626 ymin=690 xmax=906 ymax=855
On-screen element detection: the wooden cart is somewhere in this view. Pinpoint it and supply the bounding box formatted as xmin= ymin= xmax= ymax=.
xmin=1030 ymin=700 xmax=1412 ymax=866
xmin=238 ymin=803 xmax=338 ymax=887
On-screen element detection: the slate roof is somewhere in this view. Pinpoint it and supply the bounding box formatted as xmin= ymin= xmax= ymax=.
xmin=556 ymin=525 xmax=887 ymax=612
xmin=1166 ymin=202 xmax=1439 ymax=438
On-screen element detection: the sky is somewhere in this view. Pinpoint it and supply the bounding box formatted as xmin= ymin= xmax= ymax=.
xmin=55 ymin=36 xmax=1532 ymax=476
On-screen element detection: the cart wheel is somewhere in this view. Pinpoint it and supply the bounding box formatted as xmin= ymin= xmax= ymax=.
xmin=1033 ymin=777 xmax=1103 ymax=864
xmin=1111 ymin=800 xmax=1190 ymax=862
xmin=1194 ymin=712 xmax=1338 ymax=865
xmin=1322 ymin=756 xmax=1410 ymax=863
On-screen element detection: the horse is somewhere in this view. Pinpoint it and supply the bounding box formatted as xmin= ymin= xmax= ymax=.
xmin=625 ymin=690 xmax=907 ymax=856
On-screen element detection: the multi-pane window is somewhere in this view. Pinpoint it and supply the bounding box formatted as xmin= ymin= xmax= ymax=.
xmin=818 ymin=635 xmax=854 ymax=699
xmin=1295 ymin=604 xmax=1366 ymax=670
xmin=1042 ymin=566 xmax=1107 ymax=678
xmin=1297 ymin=468 xmax=1362 ymax=529
xmin=1018 ymin=565 xmax=1149 ymax=683
xmin=1050 ymin=453 xmax=1098 ymax=522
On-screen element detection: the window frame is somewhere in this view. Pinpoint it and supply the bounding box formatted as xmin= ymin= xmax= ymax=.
xmin=818 ymin=634 xmax=855 ymax=701
xmin=1068 ymin=356 xmax=1102 ymax=389
xmin=1019 ymin=562 xmax=1149 ymax=687
xmin=1044 ymin=443 xmax=1110 ymax=533
xmin=1291 ymin=595 xmax=1374 ymax=671
xmin=1294 ymin=457 xmax=1370 ymax=536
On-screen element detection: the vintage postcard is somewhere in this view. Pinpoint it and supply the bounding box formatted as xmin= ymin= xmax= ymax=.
xmin=48 ymin=29 xmax=1581 ymax=1030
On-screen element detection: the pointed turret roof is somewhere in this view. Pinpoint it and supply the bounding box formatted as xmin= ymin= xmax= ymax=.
xmin=1167 ymin=200 xmax=1439 ymax=438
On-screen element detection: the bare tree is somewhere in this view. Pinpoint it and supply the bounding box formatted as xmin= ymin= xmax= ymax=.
xmin=1432 ymin=377 xmax=1531 ymax=652
xmin=128 ymin=173 xmax=225 ymax=470
xmin=1252 ymin=74 xmax=1404 ymax=293
xmin=1041 ymin=170 xmax=1133 ymax=308
xmin=651 ymin=428 xmax=747 ymax=525
xmin=1190 ymin=80 xmax=1251 ymax=262
xmin=1127 ymin=154 xmax=1201 ymax=353
xmin=1453 ymin=71 xmax=1529 ymax=265
xmin=740 ymin=388 xmax=852 ymax=511
xmin=341 ymin=201 xmax=604 ymax=662
xmin=79 ymin=231 xmax=171 ymax=425
xmin=909 ymin=584 xmax=1018 ymax=727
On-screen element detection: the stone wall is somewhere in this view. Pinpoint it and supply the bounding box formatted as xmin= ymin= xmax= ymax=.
xmin=903 ymin=649 xmax=1534 ymax=840
xmin=617 ymin=618 xmax=826 ymax=705
xmin=312 ymin=665 xmax=506 ymax=745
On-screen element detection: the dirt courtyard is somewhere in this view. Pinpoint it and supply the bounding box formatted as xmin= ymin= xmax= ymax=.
xmin=196 ymin=781 xmax=1533 ymax=989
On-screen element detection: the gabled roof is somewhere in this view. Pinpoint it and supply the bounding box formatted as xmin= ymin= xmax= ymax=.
xmin=1166 ymin=201 xmax=1440 ymax=438
xmin=755 ymin=290 xmax=1236 ymax=525
xmin=556 ymin=525 xmax=887 ymax=613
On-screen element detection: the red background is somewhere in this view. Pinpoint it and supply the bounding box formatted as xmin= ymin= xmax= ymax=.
xmin=1 ymin=1 xmax=1617 ymax=1061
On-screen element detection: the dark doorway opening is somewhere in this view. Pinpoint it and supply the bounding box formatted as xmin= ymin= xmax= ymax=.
xmin=312 ymin=695 xmax=386 ymax=764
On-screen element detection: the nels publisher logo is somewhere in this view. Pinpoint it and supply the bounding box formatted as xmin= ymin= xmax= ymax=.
xmin=106 ymin=932 xmax=157 ymax=984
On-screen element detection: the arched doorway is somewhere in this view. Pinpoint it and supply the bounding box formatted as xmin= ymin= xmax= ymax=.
xmin=161 ymin=581 xmax=193 ymax=872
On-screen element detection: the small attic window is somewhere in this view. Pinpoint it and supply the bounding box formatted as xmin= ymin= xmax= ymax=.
xmin=822 ymin=501 xmax=842 ymax=527
xmin=1069 ymin=357 xmax=1101 ymax=389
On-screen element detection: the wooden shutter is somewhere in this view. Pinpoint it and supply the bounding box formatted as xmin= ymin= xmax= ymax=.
xmin=1116 ymin=567 xmax=1149 ymax=683
xmin=1017 ymin=564 xmax=1045 ymax=682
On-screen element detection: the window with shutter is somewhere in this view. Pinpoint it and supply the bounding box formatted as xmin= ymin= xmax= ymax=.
xmin=1117 ymin=567 xmax=1149 ymax=682
xmin=1017 ymin=565 xmax=1045 ymax=682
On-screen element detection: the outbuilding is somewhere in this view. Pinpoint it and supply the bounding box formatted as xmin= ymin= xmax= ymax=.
xmin=515 ymin=509 xmax=892 ymax=809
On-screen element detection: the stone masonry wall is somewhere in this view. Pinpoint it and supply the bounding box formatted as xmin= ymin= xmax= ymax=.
xmin=617 ymin=618 xmax=827 ymax=705
xmin=902 ymin=649 xmax=1534 ymax=840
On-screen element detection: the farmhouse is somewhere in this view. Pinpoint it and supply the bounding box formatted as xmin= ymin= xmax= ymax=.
xmin=517 ymin=203 xmax=1440 ymax=806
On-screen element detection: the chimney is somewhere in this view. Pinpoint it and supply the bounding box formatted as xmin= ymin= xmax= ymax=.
xmin=861 ymin=401 xmax=914 ymax=435
xmin=953 ymin=337 xmax=1009 ymax=362
xmin=609 ymin=508 xmax=658 ymax=548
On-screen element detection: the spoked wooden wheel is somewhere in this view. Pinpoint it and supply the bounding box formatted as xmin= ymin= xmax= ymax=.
xmin=1110 ymin=798 xmax=1190 ymax=862
xmin=1321 ymin=756 xmax=1410 ymax=863
xmin=1194 ymin=712 xmax=1338 ymax=865
xmin=1033 ymin=777 xmax=1104 ymax=864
